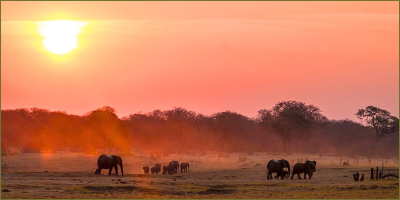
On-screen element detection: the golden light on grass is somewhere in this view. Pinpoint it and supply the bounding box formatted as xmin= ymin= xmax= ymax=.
xmin=36 ymin=20 xmax=89 ymax=55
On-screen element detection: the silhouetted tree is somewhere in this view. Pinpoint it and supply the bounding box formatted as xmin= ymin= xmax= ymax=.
xmin=163 ymin=107 xmax=197 ymax=152
xmin=211 ymin=111 xmax=253 ymax=152
xmin=356 ymin=106 xmax=399 ymax=141
xmin=257 ymin=101 xmax=327 ymax=154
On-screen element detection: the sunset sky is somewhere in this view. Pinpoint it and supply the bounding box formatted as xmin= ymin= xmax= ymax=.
xmin=1 ymin=1 xmax=399 ymax=121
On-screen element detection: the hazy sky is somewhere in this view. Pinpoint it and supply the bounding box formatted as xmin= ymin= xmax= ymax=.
xmin=1 ymin=1 xmax=399 ymax=120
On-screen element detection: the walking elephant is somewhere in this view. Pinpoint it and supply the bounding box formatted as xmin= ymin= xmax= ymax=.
xmin=266 ymin=159 xmax=290 ymax=179
xmin=95 ymin=154 xmax=123 ymax=176
xmin=291 ymin=160 xmax=317 ymax=179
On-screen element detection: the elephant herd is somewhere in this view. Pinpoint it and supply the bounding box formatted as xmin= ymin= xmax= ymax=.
xmin=143 ymin=161 xmax=190 ymax=175
xmin=94 ymin=154 xmax=316 ymax=180
xmin=267 ymin=159 xmax=317 ymax=180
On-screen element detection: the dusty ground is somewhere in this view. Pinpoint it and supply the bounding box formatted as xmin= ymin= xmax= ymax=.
xmin=1 ymin=152 xmax=399 ymax=199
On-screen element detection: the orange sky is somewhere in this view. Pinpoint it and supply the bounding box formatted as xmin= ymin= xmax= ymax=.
xmin=1 ymin=1 xmax=399 ymax=120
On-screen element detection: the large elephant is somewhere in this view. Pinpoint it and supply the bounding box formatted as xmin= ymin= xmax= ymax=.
xmin=95 ymin=154 xmax=123 ymax=176
xmin=143 ymin=166 xmax=149 ymax=174
xmin=266 ymin=159 xmax=290 ymax=179
xmin=291 ymin=160 xmax=317 ymax=179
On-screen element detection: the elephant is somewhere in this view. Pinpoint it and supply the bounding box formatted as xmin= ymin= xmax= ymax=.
xmin=180 ymin=162 xmax=186 ymax=172
xmin=143 ymin=166 xmax=149 ymax=174
xmin=151 ymin=166 xmax=161 ymax=174
xmin=155 ymin=163 xmax=161 ymax=169
xmin=95 ymin=154 xmax=123 ymax=176
xmin=154 ymin=164 xmax=161 ymax=173
xmin=171 ymin=161 xmax=179 ymax=173
xmin=150 ymin=167 xmax=161 ymax=174
xmin=266 ymin=159 xmax=290 ymax=179
xmin=180 ymin=162 xmax=189 ymax=172
xmin=291 ymin=160 xmax=317 ymax=179
xmin=167 ymin=162 xmax=176 ymax=175
xmin=162 ymin=165 xmax=168 ymax=174
xmin=275 ymin=171 xmax=289 ymax=179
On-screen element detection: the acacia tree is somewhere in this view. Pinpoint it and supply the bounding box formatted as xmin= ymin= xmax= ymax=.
xmin=356 ymin=106 xmax=399 ymax=142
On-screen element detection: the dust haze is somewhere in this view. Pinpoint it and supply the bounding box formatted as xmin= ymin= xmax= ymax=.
xmin=1 ymin=101 xmax=399 ymax=198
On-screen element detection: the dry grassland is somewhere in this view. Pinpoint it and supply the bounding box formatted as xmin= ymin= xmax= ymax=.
xmin=1 ymin=153 xmax=398 ymax=199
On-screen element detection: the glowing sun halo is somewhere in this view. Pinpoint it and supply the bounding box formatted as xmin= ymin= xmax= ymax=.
xmin=36 ymin=20 xmax=89 ymax=55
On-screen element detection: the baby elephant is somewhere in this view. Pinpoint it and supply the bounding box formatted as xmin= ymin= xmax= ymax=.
xmin=291 ymin=160 xmax=317 ymax=179
xmin=143 ymin=166 xmax=149 ymax=174
xmin=275 ymin=171 xmax=289 ymax=179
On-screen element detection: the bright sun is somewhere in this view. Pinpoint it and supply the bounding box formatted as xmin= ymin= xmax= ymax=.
xmin=36 ymin=20 xmax=89 ymax=55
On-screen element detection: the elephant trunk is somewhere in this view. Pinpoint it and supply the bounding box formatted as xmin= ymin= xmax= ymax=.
xmin=120 ymin=165 xmax=124 ymax=176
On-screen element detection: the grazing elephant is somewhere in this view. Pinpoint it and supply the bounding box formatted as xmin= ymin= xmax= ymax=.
xmin=151 ymin=166 xmax=161 ymax=174
xmin=95 ymin=154 xmax=123 ymax=176
xmin=167 ymin=162 xmax=175 ymax=175
xmin=143 ymin=166 xmax=149 ymax=174
xmin=266 ymin=159 xmax=290 ymax=179
xmin=275 ymin=171 xmax=289 ymax=179
xmin=291 ymin=160 xmax=317 ymax=179
xmin=171 ymin=161 xmax=179 ymax=173
xmin=162 ymin=165 xmax=168 ymax=174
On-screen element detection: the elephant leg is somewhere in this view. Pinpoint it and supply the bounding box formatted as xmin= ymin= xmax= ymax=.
xmin=108 ymin=168 xmax=112 ymax=175
xmin=297 ymin=173 xmax=301 ymax=179
xmin=304 ymin=172 xmax=307 ymax=179
xmin=291 ymin=173 xmax=294 ymax=179
xmin=115 ymin=166 xmax=119 ymax=176
xmin=96 ymin=168 xmax=101 ymax=174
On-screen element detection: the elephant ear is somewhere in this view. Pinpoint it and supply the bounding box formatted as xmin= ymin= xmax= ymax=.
xmin=306 ymin=162 xmax=312 ymax=169
xmin=281 ymin=160 xmax=288 ymax=168
xmin=113 ymin=156 xmax=122 ymax=165
xmin=280 ymin=160 xmax=285 ymax=168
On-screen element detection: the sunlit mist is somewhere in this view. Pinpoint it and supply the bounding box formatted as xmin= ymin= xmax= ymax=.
xmin=36 ymin=20 xmax=89 ymax=55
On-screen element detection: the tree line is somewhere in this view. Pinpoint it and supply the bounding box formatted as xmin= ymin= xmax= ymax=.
xmin=1 ymin=101 xmax=398 ymax=159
